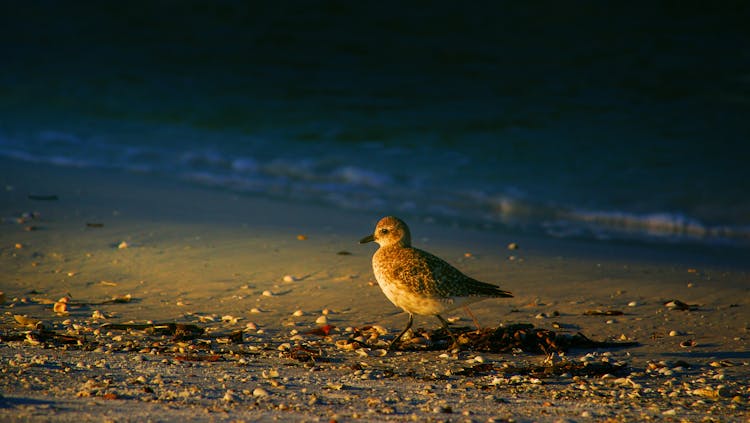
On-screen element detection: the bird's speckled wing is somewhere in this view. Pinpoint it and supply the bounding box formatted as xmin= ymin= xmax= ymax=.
xmin=378 ymin=246 xmax=511 ymax=298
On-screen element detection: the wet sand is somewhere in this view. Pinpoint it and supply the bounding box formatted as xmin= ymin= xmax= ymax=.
xmin=1 ymin=158 xmax=748 ymax=422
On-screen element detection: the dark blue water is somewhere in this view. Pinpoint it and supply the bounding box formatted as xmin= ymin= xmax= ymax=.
xmin=1 ymin=3 xmax=749 ymax=248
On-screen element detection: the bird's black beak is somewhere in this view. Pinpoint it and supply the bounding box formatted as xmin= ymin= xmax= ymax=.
xmin=359 ymin=234 xmax=375 ymax=244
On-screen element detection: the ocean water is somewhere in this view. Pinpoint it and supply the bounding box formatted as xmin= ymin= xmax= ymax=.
xmin=1 ymin=3 xmax=749 ymax=249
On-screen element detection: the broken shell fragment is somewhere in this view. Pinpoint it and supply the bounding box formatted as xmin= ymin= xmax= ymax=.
xmin=680 ymin=339 xmax=697 ymax=348
xmin=14 ymin=314 xmax=42 ymax=328
xmin=53 ymin=297 xmax=70 ymax=314
xmin=221 ymin=315 xmax=241 ymax=324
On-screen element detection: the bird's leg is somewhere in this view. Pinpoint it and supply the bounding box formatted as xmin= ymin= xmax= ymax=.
xmin=388 ymin=313 xmax=414 ymax=352
xmin=436 ymin=314 xmax=459 ymax=347
xmin=462 ymin=305 xmax=482 ymax=330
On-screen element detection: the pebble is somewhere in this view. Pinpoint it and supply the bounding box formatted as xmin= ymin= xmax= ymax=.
xmin=292 ymin=310 xmax=304 ymax=317
xmin=262 ymin=290 xmax=273 ymax=297
xmin=669 ymin=330 xmax=680 ymax=337
xmin=252 ymin=387 xmax=269 ymax=397
xmin=222 ymin=390 xmax=235 ymax=402
xmin=315 ymin=315 xmax=328 ymax=324
xmin=627 ymin=301 xmax=638 ymax=307
xmin=117 ymin=241 xmax=129 ymax=249
xmin=283 ymin=275 xmax=298 ymax=282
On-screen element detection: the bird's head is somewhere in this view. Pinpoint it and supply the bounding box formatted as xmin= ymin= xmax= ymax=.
xmin=359 ymin=216 xmax=412 ymax=247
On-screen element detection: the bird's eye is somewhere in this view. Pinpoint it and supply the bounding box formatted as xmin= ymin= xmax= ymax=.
xmin=380 ymin=228 xmax=389 ymax=234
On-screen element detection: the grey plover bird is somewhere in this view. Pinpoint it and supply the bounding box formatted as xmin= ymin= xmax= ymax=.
xmin=359 ymin=216 xmax=513 ymax=351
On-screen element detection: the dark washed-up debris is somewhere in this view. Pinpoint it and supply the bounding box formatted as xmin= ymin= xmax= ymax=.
xmin=390 ymin=323 xmax=638 ymax=353
xmin=583 ymin=310 xmax=624 ymax=316
xmin=664 ymin=300 xmax=699 ymax=311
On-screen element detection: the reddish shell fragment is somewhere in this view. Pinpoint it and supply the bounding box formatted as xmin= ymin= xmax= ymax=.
xmin=306 ymin=324 xmax=336 ymax=336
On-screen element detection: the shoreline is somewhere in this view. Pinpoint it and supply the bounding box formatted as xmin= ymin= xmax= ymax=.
xmin=1 ymin=158 xmax=748 ymax=421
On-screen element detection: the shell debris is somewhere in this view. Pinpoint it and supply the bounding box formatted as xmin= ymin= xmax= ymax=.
xmin=53 ymin=297 xmax=70 ymax=314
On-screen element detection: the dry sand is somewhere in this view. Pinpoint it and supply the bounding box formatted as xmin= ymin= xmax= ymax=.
xmin=1 ymin=158 xmax=749 ymax=422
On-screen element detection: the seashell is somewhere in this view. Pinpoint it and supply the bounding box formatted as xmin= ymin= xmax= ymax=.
xmin=315 ymin=315 xmax=327 ymax=325
xmin=282 ymin=275 xmax=298 ymax=282
xmin=117 ymin=241 xmax=129 ymax=249
xmin=53 ymin=297 xmax=70 ymax=314
xmin=245 ymin=322 xmax=257 ymax=330
xmin=355 ymin=348 xmax=369 ymax=357
xmin=507 ymin=242 xmax=519 ymax=250
xmin=91 ymin=310 xmax=106 ymax=320
xmin=680 ymin=339 xmax=697 ymax=348
xmin=14 ymin=314 xmax=41 ymax=328
xmin=252 ymin=387 xmax=269 ymax=397
xmin=370 ymin=325 xmax=388 ymax=335
xmin=262 ymin=369 xmax=280 ymax=379
xmin=221 ymin=315 xmax=241 ymax=324
xmin=223 ymin=390 xmax=235 ymax=402
xmin=292 ymin=310 xmax=304 ymax=317
xmin=262 ymin=290 xmax=273 ymax=297
xmin=335 ymin=340 xmax=357 ymax=350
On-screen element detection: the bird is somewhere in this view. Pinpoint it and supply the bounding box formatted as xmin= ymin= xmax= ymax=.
xmin=359 ymin=216 xmax=513 ymax=351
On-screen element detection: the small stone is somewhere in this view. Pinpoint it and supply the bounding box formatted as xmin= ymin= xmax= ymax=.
xmin=669 ymin=330 xmax=680 ymax=337
xmin=315 ymin=315 xmax=328 ymax=324
xmin=283 ymin=275 xmax=298 ymax=282
xmin=117 ymin=241 xmax=129 ymax=249
xmin=252 ymin=387 xmax=269 ymax=397
xmin=627 ymin=301 xmax=638 ymax=307
xmin=223 ymin=390 xmax=235 ymax=402
xmin=507 ymin=242 xmax=519 ymax=250
xmin=262 ymin=290 xmax=273 ymax=297
xmin=292 ymin=310 xmax=304 ymax=317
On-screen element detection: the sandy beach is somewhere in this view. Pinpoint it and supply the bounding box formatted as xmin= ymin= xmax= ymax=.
xmin=1 ymin=158 xmax=748 ymax=422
